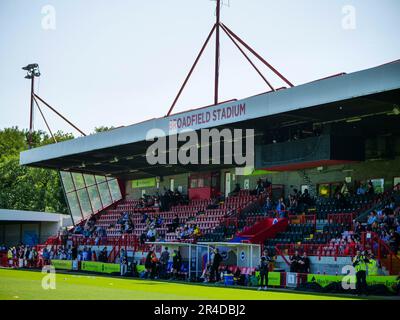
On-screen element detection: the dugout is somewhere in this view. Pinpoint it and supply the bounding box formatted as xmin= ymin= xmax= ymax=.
xmin=201 ymin=242 xmax=261 ymax=271
xmin=146 ymin=242 xmax=209 ymax=280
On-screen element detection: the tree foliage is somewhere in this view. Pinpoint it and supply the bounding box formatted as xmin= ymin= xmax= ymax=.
xmin=0 ymin=127 xmax=74 ymax=213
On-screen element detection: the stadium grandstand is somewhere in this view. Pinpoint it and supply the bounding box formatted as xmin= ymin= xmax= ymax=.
xmin=1 ymin=59 xmax=398 ymax=297
xmin=2 ymin=1 xmax=400 ymax=299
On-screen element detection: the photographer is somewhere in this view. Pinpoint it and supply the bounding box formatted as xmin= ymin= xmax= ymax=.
xmin=352 ymin=250 xmax=369 ymax=295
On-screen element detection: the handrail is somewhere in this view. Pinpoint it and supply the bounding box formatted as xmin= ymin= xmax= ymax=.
xmin=288 ymin=214 xmax=316 ymax=227
xmin=327 ymin=212 xmax=356 ymax=226
xmin=362 ymin=231 xmax=400 ymax=275
xmin=275 ymin=244 xmax=291 ymax=266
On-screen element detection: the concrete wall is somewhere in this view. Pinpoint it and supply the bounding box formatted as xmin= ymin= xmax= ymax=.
xmin=275 ymin=256 xmax=355 ymax=275
xmin=0 ymin=221 xmax=60 ymax=246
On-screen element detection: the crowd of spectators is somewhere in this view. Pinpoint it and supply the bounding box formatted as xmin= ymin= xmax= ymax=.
xmin=361 ymin=199 xmax=400 ymax=254
xmin=175 ymin=223 xmax=201 ymax=241
xmin=261 ymin=188 xmax=314 ymax=218
xmin=1 ymin=242 xmax=111 ymax=268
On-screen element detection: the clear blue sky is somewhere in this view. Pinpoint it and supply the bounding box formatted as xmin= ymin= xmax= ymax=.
xmin=0 ymin=0 xmax=399 ymax=135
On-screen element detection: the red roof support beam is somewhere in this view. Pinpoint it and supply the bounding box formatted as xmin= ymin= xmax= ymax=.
xmin=214 ymin=0 xmax=221 ymax=106
xmin=167 ymin=24 xmax=217 ymax=117
xmin=220 ymin=23 xmax=275 ymax=92
xmin=221 ymin=23 xmax=294 ymax=88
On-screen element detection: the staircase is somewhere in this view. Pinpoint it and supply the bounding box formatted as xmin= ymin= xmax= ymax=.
xmin=234 ymin=218 xmax=289 ymax=245
xmin=299 ymin=169 xmax=316 ymax=197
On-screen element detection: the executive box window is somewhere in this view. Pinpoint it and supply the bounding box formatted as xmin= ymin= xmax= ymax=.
xmin=60 ymin=171 xmax=122 ymax=224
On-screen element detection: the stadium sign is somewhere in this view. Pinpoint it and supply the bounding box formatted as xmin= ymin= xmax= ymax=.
xmin=51 ymin=260 xmax=73 ymax=270
xmin=169 ymin=103 xmax=246 ymax=130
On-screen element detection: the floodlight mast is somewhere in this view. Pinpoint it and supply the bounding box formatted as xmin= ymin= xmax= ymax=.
xmin=22 ymin=64 xmax=86 ymax=146
xmin=22 ymin=63 xmax=41 ymax=148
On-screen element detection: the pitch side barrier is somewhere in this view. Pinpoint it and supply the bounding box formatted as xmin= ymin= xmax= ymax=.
xmin=46 ymin=259 xmax=399 ymax=294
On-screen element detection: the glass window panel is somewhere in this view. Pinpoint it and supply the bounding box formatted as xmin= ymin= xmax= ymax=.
xmin=87 ymin=186 xmax=103 ymax=212
xmin=83 ymin=174 xmax=96 ymax=187
xmin=198 ymin=178 xmax=204 ymax=188
xmin=190 ymin=179 xmax=198 ymax=188
xmin=371 ymin=179 xmax=384 ymax=194
xmin=72 ymin=173 xmax=85 ymax=190
xmin=77 ymin=189 xmax=93 ymax=217
xmin=95 ymin=175 xmax=106 ymax=183
xmin=60 ymin=171 xmax=75 ymax=193
xmin=108 ymin=179 xmax=122 ymax=202
xmin=66 ymin=192 xmax=82 ymax=221
xmin=98 ymin=182 xmax=112 ymax=207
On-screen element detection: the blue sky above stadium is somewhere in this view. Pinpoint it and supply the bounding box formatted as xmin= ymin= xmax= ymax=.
xmin=0 ymin=0 xmax=399 ymax=134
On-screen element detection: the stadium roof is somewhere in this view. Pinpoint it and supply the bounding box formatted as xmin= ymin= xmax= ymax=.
xmin=0 ymin=209 xmax=71 ymax=224
xmin=20 ymin=60 xmax=400 ymax=179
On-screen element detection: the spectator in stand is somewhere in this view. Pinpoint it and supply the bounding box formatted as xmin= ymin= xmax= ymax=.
xmin=276 ymin=197 xmax=287 ymax=218
xmin=147 ymin=226 xmax=157 ymax=242
xmin=230 ymin=183 xmax=241 ymax=197
xmin=389 ymin=230 xmax=400 ymax=254
xmin=263 ymin=196 xmax=274 ymax=215
xmin=155 ymin=215 xmax=163 ymax=228
xmin=300 ymin=188 xmax=312 ymax=207
xmin=288 ymin=195 xmax=299 ymax=214
xmin=140 ymin=232 xmax=147 ymax=245
xmin=263 ymin=178 xmax=272 ymax=192
xmin=356 ymin=183 xmax=366 ymax=195
xmin=255 ymin=179 xmax=264 ymax=196
xmin=193 ymin=225 xmax=201 ymax=240
xmin=367 ymin=180 xmax=375 ymax=196
xmin=169 ymin=214 xmax=180 ymax=232
xmin=367 ymin=211 xmax=378 ymax=230
xmin=141 ymin=212 xmax=149 ymax=224
xmin=289 ymin=250 xmax=302 ymax=273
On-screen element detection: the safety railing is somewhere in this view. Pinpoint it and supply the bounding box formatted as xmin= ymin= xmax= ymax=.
xmin=361 ymin=231 xmax=400 ymax=275
xmin=327 ymin=212 xmax=356 ymax=226
xmin=276 ymin=243 xmax=360 ymax=262
xmin=288 ymin=214 xmax=316 ymax=227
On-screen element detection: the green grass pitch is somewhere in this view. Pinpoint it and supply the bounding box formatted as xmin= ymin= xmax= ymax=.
xmin=0 ymin=268 xmax=354 ymax=300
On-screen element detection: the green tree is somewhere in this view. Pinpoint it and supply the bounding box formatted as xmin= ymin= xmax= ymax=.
xmin=93 ymin=126 xmax=115 ymax=133
xmin=0 ymin=127 xmax=74 ymax=214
